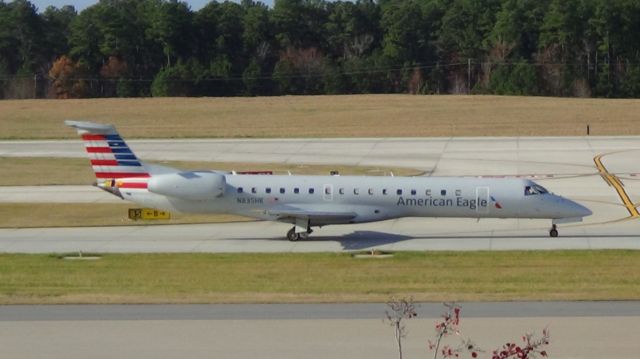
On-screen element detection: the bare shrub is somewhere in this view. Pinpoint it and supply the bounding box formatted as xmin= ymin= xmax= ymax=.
xmin=385 ymin=297 xmax=418 ymax=359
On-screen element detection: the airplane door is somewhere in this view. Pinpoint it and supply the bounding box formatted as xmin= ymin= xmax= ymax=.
xmin=476 ymin=187 xmax=490 ymax=214
xmin=323 ymin=184 xmax=333 ymax=201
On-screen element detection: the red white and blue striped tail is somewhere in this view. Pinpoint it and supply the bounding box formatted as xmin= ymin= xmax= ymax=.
xmin=65 ymin=120 xmax=150 ymax=185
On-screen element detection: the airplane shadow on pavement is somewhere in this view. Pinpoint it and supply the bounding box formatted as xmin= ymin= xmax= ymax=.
xmin=233 ymin=230 xmax=639 ymax=251
xmin=302 ymin=231 xmax=414 ymax=251
xmin=243 ymin=230 xmax=413 ymax=250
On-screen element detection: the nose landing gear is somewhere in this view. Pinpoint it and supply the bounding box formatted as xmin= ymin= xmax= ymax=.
xmin=549 ymin=224 xmax=558 ymax=238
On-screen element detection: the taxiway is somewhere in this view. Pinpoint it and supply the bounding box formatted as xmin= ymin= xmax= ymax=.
xmin=0 ymin=217 xmax=639 ymax=252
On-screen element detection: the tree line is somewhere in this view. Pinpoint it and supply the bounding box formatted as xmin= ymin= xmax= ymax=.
xmin=2 ymin=0 xmax=640 ymax=99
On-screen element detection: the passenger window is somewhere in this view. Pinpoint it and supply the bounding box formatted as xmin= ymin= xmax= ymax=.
xmin=368 ymin=188 xmax=374 ymax=195
xmin=237 ymin=187 xmax=243 ymax=194
xmin=294 ymin=188 xmax=299 ymax=194
xmin=383 ymin=189 xmax=388 ymax=195
xmin=426 ymin=189 xmax=432 ymax=196
xmin=251 ymin=187 xmax=257 ymax=194
xmin=280 ymin=188 xmax=285 ymax=194
xmin=309 ymin=188 xmax=314 ymax=194
xmin=339 ymin=188 xmax=345 ymax=195
xmin=455 ymin=189 xmax=462 ymax=196
xmin=325 ymin=187 xmax=331 ymax=195
xmin=266 ymin=188 xmax=271 ymax=194
xmin=354 ymin=188 xmax=359 ymax=195
xmin=397 ymin=189 xmax=402 ymax=195
xmin=411 ymin=189 xmax=416 ymax=195
xmin=441 ymin=190 xmax=446 ymax=196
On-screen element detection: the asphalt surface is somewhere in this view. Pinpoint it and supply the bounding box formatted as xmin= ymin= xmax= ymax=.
xmin=2 ymin=136 xmax=640 ymax=174
xmin=1 ymin=303 xmax=638 ymax=359
xmin=0 ymin=218 xmax=639 ymax=253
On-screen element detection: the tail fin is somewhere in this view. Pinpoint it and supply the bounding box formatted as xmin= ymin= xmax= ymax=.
xmin=65 ymin=120 xmax=150 ymax=185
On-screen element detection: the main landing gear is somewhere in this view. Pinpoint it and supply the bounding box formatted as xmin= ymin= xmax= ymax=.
xmin=549 ymin=224 xmax=558 ymax=238
xmin=286 ymin=227 xmax=299 ymax=241
xmin=286 ymin=226 xmax=313 ymax=241
xmin=286 ymin=218 xmax=314 ymax=241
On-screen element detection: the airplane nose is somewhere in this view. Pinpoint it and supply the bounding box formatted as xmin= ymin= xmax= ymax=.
xmin=576 ymin=203 xmax=592 ymax=217
xmin=567 ymin=199 xmax=592 ymax=218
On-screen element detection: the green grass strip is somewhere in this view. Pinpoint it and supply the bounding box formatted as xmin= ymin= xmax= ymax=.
xmin=0 ymin=251 xmax=638 ymax=304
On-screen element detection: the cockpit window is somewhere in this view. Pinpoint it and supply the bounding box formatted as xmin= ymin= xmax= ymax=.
xmin=525 ymin=184 xmax=549 ymax=196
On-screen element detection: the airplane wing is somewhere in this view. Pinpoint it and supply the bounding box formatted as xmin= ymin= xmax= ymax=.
xmin=267 ymin=208 xmax=357 ymax=222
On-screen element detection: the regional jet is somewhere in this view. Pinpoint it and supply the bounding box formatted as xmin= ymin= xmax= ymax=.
xmin=66 ymin=121 xmax=592 ymax=240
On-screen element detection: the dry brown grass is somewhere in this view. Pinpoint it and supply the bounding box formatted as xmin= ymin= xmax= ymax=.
xmin=1 ymin=95 xmax=639 ymax=139
xmin=0 ymin=203 xmax=252 ymax=228
xmin=0 ymin=157 xmax=421 ymax=186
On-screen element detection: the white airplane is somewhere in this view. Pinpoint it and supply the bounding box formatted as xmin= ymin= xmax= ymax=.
xmin=66 ymin=120 xmax=592 ymax=241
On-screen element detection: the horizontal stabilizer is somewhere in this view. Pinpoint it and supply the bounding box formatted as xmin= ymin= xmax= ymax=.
xmin=65 ymin=120 xmax=118 ymax=135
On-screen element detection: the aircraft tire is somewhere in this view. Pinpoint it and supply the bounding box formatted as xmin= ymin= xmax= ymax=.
xmin=549 ymin=229 xmax=558 ymax=237
xmin=287 ymin=227 xmax=300 ymax=241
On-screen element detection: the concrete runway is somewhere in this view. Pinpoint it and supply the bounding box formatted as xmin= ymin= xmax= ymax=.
xmin=1 ymin=136 xmax=639 ymax=252
xmin=1 ymin=302 xmax=638 ymax=359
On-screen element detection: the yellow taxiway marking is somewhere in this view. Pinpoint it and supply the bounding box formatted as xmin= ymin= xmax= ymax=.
xmin=594 ymin=154 xmax=640 ymax=217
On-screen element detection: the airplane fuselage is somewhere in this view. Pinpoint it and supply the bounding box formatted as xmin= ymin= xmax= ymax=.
xmin=119 ymin=174 xmax=589 ymax=225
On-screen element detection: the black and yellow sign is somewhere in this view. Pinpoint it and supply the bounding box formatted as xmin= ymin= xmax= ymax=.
xmin=128 ymin=208 xmax=171 ymax=220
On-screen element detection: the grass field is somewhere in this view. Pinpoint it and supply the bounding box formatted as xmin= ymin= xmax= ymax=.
xmin=0 ymin=157 xmax=420 ymax=186
xmin=2 ymin=95 xmax=640 ymax=139
xmin=0 ymin=251 xmax=637 ymax=304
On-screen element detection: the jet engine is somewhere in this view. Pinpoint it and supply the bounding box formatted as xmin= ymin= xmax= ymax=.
xmin=147 ymin=171 xmax=226 ymax=200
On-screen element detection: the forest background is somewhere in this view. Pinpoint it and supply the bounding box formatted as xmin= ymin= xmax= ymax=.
xmin=2 ymin=0 xmax=640 ymax=99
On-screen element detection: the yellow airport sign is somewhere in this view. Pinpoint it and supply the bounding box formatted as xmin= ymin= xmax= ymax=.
xmin=128 ymin=208 xmax=171 ymax=221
